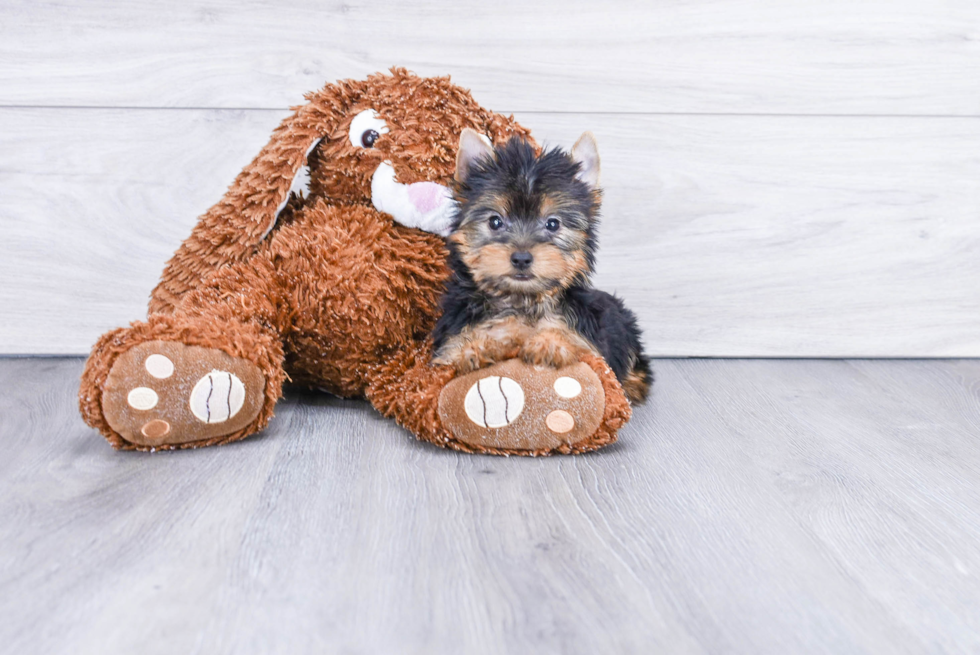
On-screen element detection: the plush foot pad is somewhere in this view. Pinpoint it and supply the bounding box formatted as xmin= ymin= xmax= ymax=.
xmin=438 ymin=360 xmax=605 ymax=453
xmin=101 ymin=340 xmax=266 ymax=447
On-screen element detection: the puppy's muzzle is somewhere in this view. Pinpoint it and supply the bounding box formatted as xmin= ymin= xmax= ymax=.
xmin=510 ymin=251 xmax=533 ymax=271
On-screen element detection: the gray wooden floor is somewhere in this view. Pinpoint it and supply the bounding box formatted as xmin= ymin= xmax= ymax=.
xmin=2 ymin=358 xmax=979 ymax=654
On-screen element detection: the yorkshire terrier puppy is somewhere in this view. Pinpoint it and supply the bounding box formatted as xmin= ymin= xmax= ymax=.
xmin=432 ymin=129 xmax=652 ymax=403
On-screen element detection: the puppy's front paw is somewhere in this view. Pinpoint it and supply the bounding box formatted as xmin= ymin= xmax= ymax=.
xmin=433 ymin=343 xmax=497 ymax=374
xmin=458 ymin=345 xmax=495 ymax=373
xmin=520 ymin=330 xmax=581 ymax=369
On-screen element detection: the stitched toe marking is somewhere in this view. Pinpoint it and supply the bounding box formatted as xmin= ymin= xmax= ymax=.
xmin=546 ymin=410 xmax=575 ymax=434
xmin=463 ymin=376 xmax=525 ymax=428
xmin=127 ymin=387 xmax=158 ymax=411
xmin=553 ymin=376 xmax=582 ymax=399
xmin=144 ymin=354 xmax=175 ymax=379
xmin=189 ymin=370 xmax=246 ymax=424
xmin=141 ymin=419 xmax=171 ymax=440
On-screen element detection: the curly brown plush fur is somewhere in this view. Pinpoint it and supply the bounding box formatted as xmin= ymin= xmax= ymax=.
xmin=79 ymin=68 xmax=632 ymax=455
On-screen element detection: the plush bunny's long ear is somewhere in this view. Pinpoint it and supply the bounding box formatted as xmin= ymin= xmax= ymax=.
xmin=149 ymin=105 xmax=329 ymax=314
xmin=267 ymin=136 xmax=322 ymax=238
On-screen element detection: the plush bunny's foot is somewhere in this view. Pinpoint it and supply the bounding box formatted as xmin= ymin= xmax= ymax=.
xmin=100 ymin=340 xmax=266 ymax=447
xmin=438 ymin=359 xmax=605 ymax=454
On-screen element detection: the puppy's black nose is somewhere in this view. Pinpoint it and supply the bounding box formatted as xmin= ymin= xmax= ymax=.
xmin=511 ymin=251 xmax=533 ymax=270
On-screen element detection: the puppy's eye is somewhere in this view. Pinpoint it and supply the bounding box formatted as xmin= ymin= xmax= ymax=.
xmin=348 ymin=109 xmax=389 ymax=149
xmin=488 ymin=215 xmax=505 ymax=230
xmin=545 ymin=217 xmax=561 ymax=232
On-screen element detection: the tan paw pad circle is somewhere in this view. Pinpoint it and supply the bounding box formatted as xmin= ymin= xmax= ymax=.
xmin=127 ymin=387 xmax=159 ymax=411
xmin=463 ymin=376 xmax=525 ymax=428
xmin=189 ymin=370 xmax=246 ymax=424
xmin=141 ymin=420 xmax=171 ymax=440
xmin=144 ymin=354 xmax=175 ymax=379
xmin=546 ymin=410 xmax=575 ymax=434
xmin=553 ymin=376 xmax=582 ymax=399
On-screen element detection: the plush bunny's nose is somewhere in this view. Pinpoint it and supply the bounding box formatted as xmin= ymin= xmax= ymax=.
xmin=371 ymin=162 xmax=456 ymax=236
xmin=407 ymin=182 xmax=450 ymax=214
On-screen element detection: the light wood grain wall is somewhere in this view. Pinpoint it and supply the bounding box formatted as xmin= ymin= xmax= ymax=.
xmin=1 ymin=0 xmax=978 ymax=356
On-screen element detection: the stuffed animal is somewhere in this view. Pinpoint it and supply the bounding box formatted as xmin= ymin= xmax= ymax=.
xmin=78 ymin=68 xmax=633 ymax=455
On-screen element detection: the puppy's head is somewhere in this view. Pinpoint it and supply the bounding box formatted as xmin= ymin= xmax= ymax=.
xmin=449 ymin=130 xmax=601 ymax=297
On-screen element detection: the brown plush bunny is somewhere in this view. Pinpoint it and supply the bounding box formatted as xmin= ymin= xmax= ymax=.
xmin=78 ymin=68 xmax=633 ymax=455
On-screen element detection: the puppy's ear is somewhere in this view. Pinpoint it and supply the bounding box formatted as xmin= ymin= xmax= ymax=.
xmin=455 ymin=128 xmax=494 ymax=182
xmin=571 ymin=132 xmax=601 ymax=189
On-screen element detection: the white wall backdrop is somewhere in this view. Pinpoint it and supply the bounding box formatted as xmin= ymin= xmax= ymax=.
xmin=1 ymin=0 xmax=979 ymax=356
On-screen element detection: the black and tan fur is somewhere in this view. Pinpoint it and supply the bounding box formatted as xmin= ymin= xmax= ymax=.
xmin=432 ymin=130 xmax=652 ymax=403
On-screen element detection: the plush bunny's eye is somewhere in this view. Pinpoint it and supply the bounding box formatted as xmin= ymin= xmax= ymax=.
xmin=361 ymin=130 xmax=380 ymax=148
xmin=348 ymin=109 xmax=389 ymax=149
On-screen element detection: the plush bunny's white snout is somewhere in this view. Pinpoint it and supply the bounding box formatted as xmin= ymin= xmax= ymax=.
xmin=371 ymin=162 xmax=456 ymax=237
